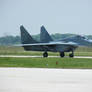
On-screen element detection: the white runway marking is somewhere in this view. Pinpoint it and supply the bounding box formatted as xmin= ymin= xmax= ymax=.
xmin=0 ymin=68 xmax=92 ymax=92
xmin=0 ymin=55 xmax=92 ymax=59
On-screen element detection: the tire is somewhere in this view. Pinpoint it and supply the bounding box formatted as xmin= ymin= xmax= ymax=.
xmin=69 ymin=53 xmax=74 ymax=57
xmin=60 ymin=52 xmax=65 ymax=57
xmin=43 ymin=52 xmax=48 ymax=57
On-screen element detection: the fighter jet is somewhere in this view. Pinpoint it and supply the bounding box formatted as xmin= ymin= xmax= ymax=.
xmin=20 ymin=25 xmax=92 ymax=58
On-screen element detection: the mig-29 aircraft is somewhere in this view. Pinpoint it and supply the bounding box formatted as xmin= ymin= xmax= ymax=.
xmin=20 ymin=25 xmax=92 ymax=58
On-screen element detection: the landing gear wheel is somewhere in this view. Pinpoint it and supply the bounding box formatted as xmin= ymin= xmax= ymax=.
xmin=43 ymin=52 xmax=48 ymax=57
xmin=69 ymin=53 xmax=74 ymax=57
xmin=60 ymin=52 xmax=65 ymax=57
xmin=69 ymin=50 xmax=74 ymax=58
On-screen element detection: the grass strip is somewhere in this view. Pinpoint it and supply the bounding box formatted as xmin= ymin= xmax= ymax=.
xmin=0 ymin=57 xmax=92 ymax=69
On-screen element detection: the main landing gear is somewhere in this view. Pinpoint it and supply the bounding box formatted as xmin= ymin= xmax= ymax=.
xmin=43 ymin=51 xmax=74 ymax=58
xmin=60 ymin=52 xmax=65 ymax=57
xmin=43 ymin=52 xmax=48 ymax=57
xmin=69 ymin=50 xmax=74 ymax=57
xmin=60 ymin=51 xmax=74 ymax=58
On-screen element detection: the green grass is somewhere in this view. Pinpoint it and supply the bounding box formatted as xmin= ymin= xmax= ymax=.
xmin=0 ymin=57 xmax=92 ymax=69
xmin=0 ymin=46 xmax=92 ymax=69
xmin=0 ymin=46 xmax=92 ymax=56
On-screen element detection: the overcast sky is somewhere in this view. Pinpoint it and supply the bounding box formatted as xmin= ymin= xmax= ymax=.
xmin=0 ymin=0 xmax=92 ymax=36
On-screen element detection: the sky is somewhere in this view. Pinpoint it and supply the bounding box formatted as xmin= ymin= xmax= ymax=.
xmin=0 ymin=0 xmax=92 ymax=36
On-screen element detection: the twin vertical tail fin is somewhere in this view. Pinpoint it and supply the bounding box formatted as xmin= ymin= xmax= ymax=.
xmin=40 ymin=26 xmax=53 ymax=43
xmin=20 ymin=25 xmax=38 ymax=44
xmin=20 ymin=25 xmax=53 ymax=44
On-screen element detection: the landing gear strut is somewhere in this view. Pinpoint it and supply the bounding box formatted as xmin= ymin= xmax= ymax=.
xmin=60 ymin=52 xmax=65 ymax=57
xmin=43 ymin=52 xmax=48 ymax=57
xmin=69 ymin=50 xmax=74 ymax=57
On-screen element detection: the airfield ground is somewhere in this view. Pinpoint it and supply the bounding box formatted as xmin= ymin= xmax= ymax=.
xmin=0 ymin=68 xmax=92 ymax=92
xmin=0 ymin=57 xmax=92 ymax=69
xmin=0 ymin=46 xmax=92 ymax=69
xmin=0 ymin=46 xmax=92 ymax=92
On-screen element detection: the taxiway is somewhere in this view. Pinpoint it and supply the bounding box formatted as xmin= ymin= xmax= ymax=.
xmin=0 ymin=68 xmax=92 ymax=92
xmin=0 ymin=55 xmax=92 ymax=59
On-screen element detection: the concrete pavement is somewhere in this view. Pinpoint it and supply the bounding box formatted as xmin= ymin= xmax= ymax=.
xmin=0 ymin=68 xmax=92 ymax=92
xmin=0 ymin=55 xmax=92 ymax=59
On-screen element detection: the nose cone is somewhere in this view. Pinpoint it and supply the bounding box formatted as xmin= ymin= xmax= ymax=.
xmin=88 ymin=40 xmax=92 ymax=47
xmin=88 ymin=40 xmax=92 ymax=42
xmin=77 ymin=38 xmax=92 ymax=47
xmin=84 ymin=39 xmax=92 ymax=47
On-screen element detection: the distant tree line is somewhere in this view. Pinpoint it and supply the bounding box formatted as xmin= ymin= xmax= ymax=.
xmin=0 ymin=33 xmax=92 ymax=46
xmin=0 ymin=36 xmax=21 ymax=45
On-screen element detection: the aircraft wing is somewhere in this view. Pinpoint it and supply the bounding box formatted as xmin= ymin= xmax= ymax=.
xmin=17 ymin=42 xmax=78 ymax=47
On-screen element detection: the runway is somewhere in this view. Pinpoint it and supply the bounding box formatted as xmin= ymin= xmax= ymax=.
xmin=0 ymin=55 xmax=92 ymax=59
xmin=0 ymin=68 xmax=92 ymax=92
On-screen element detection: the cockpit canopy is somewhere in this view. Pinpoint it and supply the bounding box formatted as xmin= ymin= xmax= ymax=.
xmin=75 ymin=35 xmax=86 ymax=39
